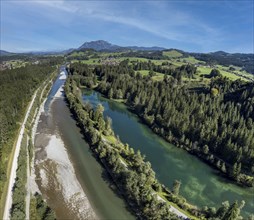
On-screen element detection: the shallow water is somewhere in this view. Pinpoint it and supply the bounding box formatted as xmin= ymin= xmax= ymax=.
xmin=82 ymin=89 xmax=254 ymax=217
xmin=34 ymin=67 xmax=134 ymax=219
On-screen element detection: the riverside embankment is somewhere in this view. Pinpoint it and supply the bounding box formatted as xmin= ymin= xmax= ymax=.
xmin=82 ymin=89 xmax=254 ymax=218
xmin=32 ymin=67 xmax=134 ymax=219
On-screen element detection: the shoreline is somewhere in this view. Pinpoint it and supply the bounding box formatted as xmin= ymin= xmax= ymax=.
xmin=65 ymin=77 xmax=197 ymax=219
xmin=80 ymin=87 xmax=254 ymax=218
xmin=31 ymin=77 xmax=97 ymax=219
xmin=92 ymin=86 xmax=254 ymax=188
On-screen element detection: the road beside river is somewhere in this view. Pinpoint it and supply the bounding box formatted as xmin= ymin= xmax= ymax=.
xmin=3 ymin=90 xmax=38 ymax=220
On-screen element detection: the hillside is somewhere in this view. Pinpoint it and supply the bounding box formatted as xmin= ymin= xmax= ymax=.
xmin=78 ymin=40 xmax=165 ymax=51
xmin=189 ymin=51 xmax=254 ymax=74
xmin=0 ymin=50 xmax=14 ymax=56
xmin=79 ymin=40 xmax=121 ymax=51
xmin=2 ymin=40 xmax=253 ymax=75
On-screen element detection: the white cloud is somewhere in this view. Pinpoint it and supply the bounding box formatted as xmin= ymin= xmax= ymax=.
xmin=82 ymin=8 xmax=220 ymax=46
xmin=33 ymin=0 xmax=78 ymax=13
xmin=27 ymin=0 xmax=219 ymax=44
xmin=4 ymin=0 xmax=224 ymax=51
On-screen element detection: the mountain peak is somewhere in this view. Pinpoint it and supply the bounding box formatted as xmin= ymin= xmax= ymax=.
xmin=0 ymin=50 xmax=14 ymax=56
xmin=78 ymin=40 xmax=166 ymax=51
xmin=211 ymin=51 xmax=228 ymax=55
xmin=78 ymin=40 xmax=121 ymax=51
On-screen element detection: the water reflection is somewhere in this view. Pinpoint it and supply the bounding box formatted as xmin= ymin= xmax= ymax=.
xmin=82 ymin=89 xmax=254 ymax=217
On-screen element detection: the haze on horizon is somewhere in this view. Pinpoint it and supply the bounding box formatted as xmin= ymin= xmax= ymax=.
xmin=1 ymin=0 xmax=253 ymax=53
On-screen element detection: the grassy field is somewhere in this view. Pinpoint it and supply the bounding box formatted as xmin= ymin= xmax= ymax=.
xmin=72 ymin=59 xmax=101 ymax=65
xmin=99 ymin=52 xmax=123 ymax=57
xmin=195 ymin=66 xmax=253 ymax=81
xmin=217 ymin=65 xmax=254 ymax=81
xmin=68 ymin=51 xmax=87 ymax=57
xmin=181 ymin=56 xmax=202 ymax=64
xmin=70 ymin=52 xmax=254 ymax=83
xmin=163 ymin=50 xmax=183 ymax=58
xmin=135 ymin=70 xmax=165 ymax=81
xmin=119 ymin=57 xmax=151 ymax=62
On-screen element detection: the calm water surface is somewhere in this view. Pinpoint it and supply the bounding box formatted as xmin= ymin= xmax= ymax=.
xmin=82 ymin=89 xmax=254 ymax=217
xmin=53 ymin=98 xmax=135 ymax=220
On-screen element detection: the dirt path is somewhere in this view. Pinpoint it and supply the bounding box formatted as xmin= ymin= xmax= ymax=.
xmin=102 ymin=136 xmax=188 ymax=219
xmin=25 ymin=135 xmax=30 ymax=220
xmin=156 ymin=193 xmax=188 ymax=219
xmin=24 ymin=81 xmax=50 ymax=220
xmin=3 ymin=90 xmax=38 ymax=220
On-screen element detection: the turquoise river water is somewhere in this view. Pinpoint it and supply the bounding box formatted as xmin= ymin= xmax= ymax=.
xmin=82 ymin=89 xmax=254 ymax=218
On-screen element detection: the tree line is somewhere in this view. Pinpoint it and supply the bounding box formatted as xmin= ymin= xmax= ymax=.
xmin=68 ymin=61 xmax=254 ymax=187
xmin=11 ymin=73 xmax=56 ymax=219
xmin=0 ymin=64 xmax=55 ymax=208
xmin=190 ymin=52 xmax=254 ymax=74
xmin=65 ymin=77 xmax=184 ymax=219
xmin=65 ymin=74 xmax=249 ymax=220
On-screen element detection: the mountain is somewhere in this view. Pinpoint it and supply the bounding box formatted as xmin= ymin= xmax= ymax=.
xmin=28 ymin=48 xmax=75 ymax=55
xmin=210 ymin=51 xmax=229 ymax=56
xmin=78 ymin=40 xmax=166 ymax=51
xmin=79 ymin=40 xmax=121 ymax=51
xmin=0 ymin=50 xmax=15 ymax=56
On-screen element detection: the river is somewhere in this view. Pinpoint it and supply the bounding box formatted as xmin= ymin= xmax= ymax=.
xmin=33 ymin=67 xmax=134 ymax=219
xmin=82 ymin=89 xmax=254 ymax=218
xmin=34 ymin=65 xmax=253 ymax=218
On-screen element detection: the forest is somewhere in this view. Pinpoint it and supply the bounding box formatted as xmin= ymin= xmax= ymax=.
xmin=0 ymin=64 xmax=55 ymax=205
xmin=65 ymin=74 xmax=248 ymax=220
xmin=10 ymin=73 xmax=56 ymax=220
xmin=68 ymin=61 xmax=254 ymax=187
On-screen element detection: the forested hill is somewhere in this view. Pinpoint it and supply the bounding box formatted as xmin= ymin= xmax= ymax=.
xmin=189 ymin=51 xmax=254 ymax=74
xmin=68 ymin=61 xmax=254 ymax=187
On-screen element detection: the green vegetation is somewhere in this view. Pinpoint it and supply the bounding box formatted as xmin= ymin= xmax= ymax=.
xmin=119 ymin=50 xmax=167 ymax=60
xmin=190 ymin=51 xmax=254 ymax=75
xmin=65 ymin=77 xmax=181 ymax=219
xmin=10 ymin=134 xmax=27 ymax=219
xmin=0 ymin=62 xmax=59 ymax=217
xmin=10 ymin=75 xmax=57 ymax=219
xmin=180 ymin=56 xmax=201 ymax=64
xmin=3 ymin=60 xmax=29 ymax=69
xmin=135 ymin=70 xmax=165 ymax=81
xmin=30 ymin=193 xmax=55 ymax=220
xmin=25 ymin=76 xmax=57 ymax=220
xmin=10 ymin=74 xmax=56 ymax=219
xmin=163 ymin=50 xmax=183 ymax=58
xmin=65 ymin=74 xmax=248 ymax=219
xmin=69 ymin=62 xmax=254 ymax=188
xmin=68 ymin=48 xmax=254 ymax=83
xmin=0 ymin=64 xmax=56 ymax=214
xmin=1 ymin=47 xmax=252 ymax=219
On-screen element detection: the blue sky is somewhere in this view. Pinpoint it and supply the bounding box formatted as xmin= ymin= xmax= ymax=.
xmin=1 ymin=0 xmax=253 ymax=53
